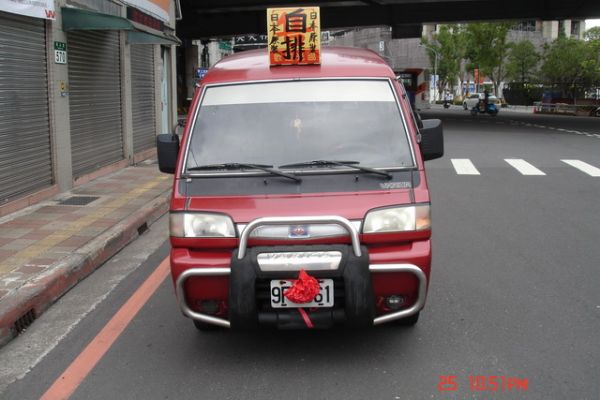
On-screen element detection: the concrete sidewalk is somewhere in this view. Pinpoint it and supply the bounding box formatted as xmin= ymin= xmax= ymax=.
xmin=0 ymin=161 xmax=171 ymax=347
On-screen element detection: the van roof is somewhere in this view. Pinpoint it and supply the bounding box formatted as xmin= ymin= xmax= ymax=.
xmin=201 ymin=46 xmax=395 ymax=84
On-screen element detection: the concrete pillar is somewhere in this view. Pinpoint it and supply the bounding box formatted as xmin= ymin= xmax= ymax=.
xmin=154 ymin=44 xmax=162 ymax=137
xmin=47 ymin=0 xmax=73 ymax=191
xmin=120 ymin=30 xmax=134 ymax=163
xmin=422 ymin=24 xmax=436 ymax=40
xmin=542 ymin=21 xmax=559 ymax=40
xmin=184 ymin=44 xmax=199 ymax=101
xmin=170 ymin=44 xmax=178 ymax=131
xmin=563 ymin=20 xmax=572 ymax=37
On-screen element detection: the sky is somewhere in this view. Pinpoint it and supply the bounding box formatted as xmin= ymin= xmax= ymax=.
xmin=586 ymin=19 xmax=600 ymax=30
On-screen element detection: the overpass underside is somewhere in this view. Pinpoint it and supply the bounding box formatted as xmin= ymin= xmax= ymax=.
xmin=178 ymin=0 xmax=600 ymax=39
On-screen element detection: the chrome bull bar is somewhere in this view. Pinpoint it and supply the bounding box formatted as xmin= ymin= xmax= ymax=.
xmin=175 ymin=263 xmax=427 ymax=328
xmin=175 ymin=267 xmax=231 ymax=328
xmin=370 ymin=264 xmax=427 ymax=325
xmin=175 ymin=216 xmax=427 ymax=328
xmin=237 ymin=216 xmax=362 ymax=259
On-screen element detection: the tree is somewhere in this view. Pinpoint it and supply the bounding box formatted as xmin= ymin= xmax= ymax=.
xmin=541 ymin=36 xmax=600 ymax=99
xmin=464 ymin=22 xmax=513 ymax=96
xmin=584 ymin=26 xmax=600 ymax=42
xmin=421 ymin=24 xmax=466 ymax=99
xmin=585 ymin=27 xmax=600 ymax=91
xmin=505 ymin=41 xmax=540 ymax=84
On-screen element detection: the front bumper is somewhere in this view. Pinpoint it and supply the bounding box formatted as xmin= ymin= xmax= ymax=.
xmin=176 ymin=263 xmax=427 ymax=328
xmin=173 ymin=216 xmax=429 ymax=329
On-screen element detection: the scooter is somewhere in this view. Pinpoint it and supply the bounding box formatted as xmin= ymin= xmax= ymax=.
xmin=470 ymin=101 xmax=498 ymax=116
xmin=443 ymin=100 xmax=451 ymax=109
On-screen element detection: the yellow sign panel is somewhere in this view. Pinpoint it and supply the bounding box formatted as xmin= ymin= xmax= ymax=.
xmin=267 ymin=7 xmax=321 ymax=66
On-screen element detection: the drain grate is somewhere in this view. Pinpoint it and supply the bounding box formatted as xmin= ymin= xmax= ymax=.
xmin=137 ymin=222 xmax=149 ymax=235
xmin=14 ymin=309 xmax=36 ymax=334
xmin=58 ymin=196 xmax=99 ymax=206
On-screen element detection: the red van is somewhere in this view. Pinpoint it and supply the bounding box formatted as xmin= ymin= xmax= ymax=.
xmin=157 ymin=47 xmax=443 ymax=330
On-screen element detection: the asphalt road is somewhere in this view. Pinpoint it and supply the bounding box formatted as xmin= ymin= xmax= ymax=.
xmin=1 ymin=108 xmax=599 ymax=400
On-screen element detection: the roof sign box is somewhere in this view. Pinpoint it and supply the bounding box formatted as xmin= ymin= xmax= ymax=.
xmin=267 ymin=7 xmax=320 ymax=66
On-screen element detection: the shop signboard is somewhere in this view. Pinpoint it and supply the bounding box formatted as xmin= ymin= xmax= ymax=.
xmin=0 ymin=0 xmax=55 ymax=19
xmin=121 ymin=0 xmax=169 ymax=23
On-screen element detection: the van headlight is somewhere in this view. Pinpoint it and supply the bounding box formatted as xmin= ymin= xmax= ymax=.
xmin=170 ymin=213 xmax=236 ymax=238
xmin=363 ymin=204 xmax=431 ymax=233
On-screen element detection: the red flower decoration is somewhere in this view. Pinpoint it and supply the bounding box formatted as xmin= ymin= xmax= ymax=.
xmin=284 ymin=269 xmax=320 ymax=304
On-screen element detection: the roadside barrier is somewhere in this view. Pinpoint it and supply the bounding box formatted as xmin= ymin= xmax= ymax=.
xmin=533 ymin=102 xmax=598 ymax=116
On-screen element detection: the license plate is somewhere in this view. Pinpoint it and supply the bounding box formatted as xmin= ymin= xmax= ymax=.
xmin=270 ymin=279 xmax=334 ymax=308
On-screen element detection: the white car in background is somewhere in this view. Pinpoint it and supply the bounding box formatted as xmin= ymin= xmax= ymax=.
xmin=463 ymin=93 xmax=501 ymax=110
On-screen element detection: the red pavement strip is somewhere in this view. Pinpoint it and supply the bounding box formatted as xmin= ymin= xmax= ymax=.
xmin=40 ymin=257 xmax=170 ymax=400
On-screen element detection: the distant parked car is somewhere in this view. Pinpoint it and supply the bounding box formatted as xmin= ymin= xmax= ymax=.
xmin=463 ymin=93 xmax=501 ymax=110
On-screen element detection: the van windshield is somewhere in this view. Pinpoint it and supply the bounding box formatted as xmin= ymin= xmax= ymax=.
xmin=184 ymin=80 xmax=414 ymax=173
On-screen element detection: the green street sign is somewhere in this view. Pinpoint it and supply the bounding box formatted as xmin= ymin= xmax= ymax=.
xmin=54 ymin=41 xmax=67 ymax=51
xmin=218 ymin=41 xmax=231 ymax=51
xmin=54 ymin=41 xmax=67 ymax=64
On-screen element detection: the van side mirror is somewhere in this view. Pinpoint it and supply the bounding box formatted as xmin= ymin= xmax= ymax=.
xmin=157 ymin=134 xmax=180 ymax=174
xmin=419 ymin=119 xmax=444 ymax=161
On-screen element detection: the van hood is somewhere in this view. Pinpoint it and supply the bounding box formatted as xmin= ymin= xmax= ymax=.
xmin=186 ymin=190 xmax=413 ymax=223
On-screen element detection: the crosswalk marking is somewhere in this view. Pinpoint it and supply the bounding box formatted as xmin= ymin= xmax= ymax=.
xmin=451 ymin=159 xmax=480 ymax=175
xmin=504 ymin=159 xmax=546 ymax=175
xmin=561 ymin=160 xmax=600 ymax=177
xmin=448 ymin=158 xmax=600 ymax=177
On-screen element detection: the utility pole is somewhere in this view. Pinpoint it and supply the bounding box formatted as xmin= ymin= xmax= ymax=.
xmin=419 ymin=43 xmax=439 ymax=102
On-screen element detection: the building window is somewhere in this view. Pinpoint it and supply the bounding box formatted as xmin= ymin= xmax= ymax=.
xmin=512 ymin=20 xmax=537 ymax=32
xmin=571 ymin=21 xmax=580 ymax=37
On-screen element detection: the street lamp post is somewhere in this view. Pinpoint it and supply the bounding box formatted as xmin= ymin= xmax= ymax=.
xmin=419 ymin=43 xmax=439 ymax=103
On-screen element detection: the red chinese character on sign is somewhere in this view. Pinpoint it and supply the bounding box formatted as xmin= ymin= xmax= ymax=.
xmin=285 ymin=9 xmax=307 ymax=32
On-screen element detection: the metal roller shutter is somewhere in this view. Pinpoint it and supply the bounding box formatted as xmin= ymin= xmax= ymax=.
xmin=0 ymin=12 xmax=52 ymax=203
xmin=131 ymin=45 xmax=156 ymax=153
xmin=68 ymin=30 xmax=123 ymax=177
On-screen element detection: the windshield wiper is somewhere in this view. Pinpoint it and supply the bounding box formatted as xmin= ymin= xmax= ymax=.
xmin=279 ymin=160 xmax=393 ymax=180
xmin=187 ymin=163 xmax=301 ymax=183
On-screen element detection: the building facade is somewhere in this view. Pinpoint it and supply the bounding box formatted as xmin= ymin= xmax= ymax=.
xmin=182 ymin=39 xmax=233 ymax=103
xmin=0 ymin=0 xmax=179 ymax=216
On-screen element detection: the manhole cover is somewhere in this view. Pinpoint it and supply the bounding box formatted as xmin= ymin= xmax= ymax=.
xmin=58 ymin=196 xmax=100 ymax=206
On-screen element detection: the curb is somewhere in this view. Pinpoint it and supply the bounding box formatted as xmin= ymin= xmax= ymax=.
xmin=0 ymin=191 xmax=170 ymax=348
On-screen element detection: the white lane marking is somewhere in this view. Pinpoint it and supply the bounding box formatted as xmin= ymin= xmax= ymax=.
xmin=451 ymin=159 xmax=480 ymax=175
xmin=504 ymin=159 xmax=546 ymax=175
xmin=507 ymin=120 xmax=599 ymax=139
xmin=561 ymin=160 xmax=600 ymax=177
